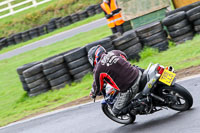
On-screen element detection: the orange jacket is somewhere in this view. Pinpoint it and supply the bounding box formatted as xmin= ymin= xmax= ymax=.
xmin=101 ymin=0 xmax=125 ymax=28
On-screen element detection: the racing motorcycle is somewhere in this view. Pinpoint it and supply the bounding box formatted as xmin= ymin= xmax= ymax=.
xmin=98 ymin=63 xmax=193 ymax=124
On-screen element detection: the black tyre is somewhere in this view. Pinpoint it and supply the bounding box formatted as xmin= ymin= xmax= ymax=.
xmin=73 ymin=68 xmax=92 ymax=80
xmin=195 ymin=25 xmax=200 ymax=32
xmin=162 ymin=11 xmax=186 ymax=26
xmin=188 ymin=12 xmax=200 ymax=21
xmin=29 ymin=82 xmax=49 ymax=93
xmin=136 ymin=21 xmax=163 ymax=38
xmin=115 ymin=37 xmax=140 ymax=51
xmin=19 ymin=74 xmax=26 ymax=82
xmin=64 ymin=47 xmax=86 ymax=63
xmin=102 ymin=103 xmax=136 ymax=124
xmin=69 ymin=63 xmax=91 ymax=75
xmin=167 ymin=19 xmax=189 ymax=32
xmin=50 ymin=74 xmax=71 ymax=87
xmin=187 ymin=5 xmax=200 ymax=17
xmin=67 ymin=56 xmax=89 ymax=70
xmin=113 ymin=30 xmax=137 ymax=46
xmin=43 ymin=63 xmax=66 ymax=75
xmin=193 ymin=19 xmax=200 ymax=25
xmin=22 ymin=82 xmax=30 ymax=92
xmin=169 ymin=25 xmax=192 ymax=38
xmin=142 ymin=31 xmax=167 ymax=46
xmin=25 ymin=73 xmax=44 ymax=84
xmin=27 ymin=77 xmax=47 ymax=89
xmin=152 ymin=40 xmax=169 ymax=52
xmin=173 ymin=32 xmax=194 ymax=43
xmin=23 ymin=63 xmax=43 ymax=78
xmin=51 ymin=82 xmax=69 ymax=90
xmin=17 ymin=62 xmax=40 ymax=75
xmin=123 ymin=43 xmax=142 ymax=60
xmin=159 ymin=83 xmax=193 ymax=111
xmin=106 ymin=46 xmax=115 ymax=52
xmin=46 ymin=68 xmax=67 ymax=81
xmin=42 ymin=56 xmax=64 ymax=69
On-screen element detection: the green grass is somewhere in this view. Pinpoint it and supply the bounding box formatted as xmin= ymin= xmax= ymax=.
xmin=0 ymin=13 xmax=104 ymax=55
xmin=1 ymin=26 xmax=200 ymax=127
xmin=133 ymin=35 xmax=200 ymax=70
xmin=0 ymin=25 xmax=111 ymax=127
xmin=0 ymin=0 xmax=102 ymax=37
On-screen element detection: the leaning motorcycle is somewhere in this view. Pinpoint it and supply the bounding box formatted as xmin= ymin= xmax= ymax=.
xmin=99 ymin=63 xmax=193 ymax=124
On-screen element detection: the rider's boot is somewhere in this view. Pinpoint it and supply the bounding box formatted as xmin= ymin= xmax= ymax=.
xmin=118 ymin=98 xmax=148 ymax=116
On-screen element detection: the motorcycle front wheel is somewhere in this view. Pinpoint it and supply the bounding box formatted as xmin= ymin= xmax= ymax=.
xmin=101 ymin=103 xmax=136 ymax=124
xmin=159 ymin=83 xmax=193 ymax=111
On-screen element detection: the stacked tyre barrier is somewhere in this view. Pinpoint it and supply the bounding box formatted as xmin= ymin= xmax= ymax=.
xmin=0 ymin=4 xmax=102 ymax=51
xmin=163 ymin=11 xmax=194 ymax=44
xmin=78 ymin=11 xmax=89 ymax=21
xmin=71 ymin=13 xmax=80 ymax=23
xmin=113 ymin=30 xmax=142 ymax=60
xmin=16 ymin=62 xmax=50 ymax=97
xmin=64 ymin=47 xmax=92 ymax=82
xmin=21 ymin=30 xmax=31 ymax=42
xmin=0 ymin=38 xmax=7 ymax=50
xmin=186 ymin=5 xmax=200 ymax=34
xmin=136 ymin=21 xmax=169 ymax=51
xmin=86 ymin=5 xmax=96 ymax=17
xmin=23 ymin=63 xmax=50 ymax=97
xmin=47 ymin=17 xmax=61 ymax=33
xmin=16 ymin=26 xmax=168 ymax=97
xmin=7 ymin=35 xmax=16 ymax=46
xmin=42 ymin=55 xmax=72 ymax=90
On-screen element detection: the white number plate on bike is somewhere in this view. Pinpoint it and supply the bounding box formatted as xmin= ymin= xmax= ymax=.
xmin=159 ymin=69 xmax=176 ymax=86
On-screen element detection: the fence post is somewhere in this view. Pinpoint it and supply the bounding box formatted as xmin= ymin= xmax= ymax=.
xmin=8 ymin=0 xmax=14 ymax=15
xmin=32 ymin=0 xmax=37 ymax=7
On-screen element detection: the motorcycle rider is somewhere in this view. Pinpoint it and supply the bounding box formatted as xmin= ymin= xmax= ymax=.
xmin=88 ymin=45 xmax=143 ymax=116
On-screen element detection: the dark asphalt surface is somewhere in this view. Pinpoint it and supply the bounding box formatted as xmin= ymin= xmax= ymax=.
xmin=0 ymin=76 xmax=200 ymax=133
xmin=0 ymin=18 xmax=106 ymax=61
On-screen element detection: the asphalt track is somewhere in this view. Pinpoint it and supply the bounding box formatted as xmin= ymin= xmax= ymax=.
xmin=0 ymin=75 xmax=200 ymax=133
xmin=0 ymin=18 xmax=107 ymax=61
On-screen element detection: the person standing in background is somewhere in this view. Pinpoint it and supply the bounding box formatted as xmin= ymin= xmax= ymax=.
xmin=101 ymin=0 xmax=125 ymax=34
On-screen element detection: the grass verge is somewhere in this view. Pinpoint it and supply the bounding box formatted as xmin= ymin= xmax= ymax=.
xmin=0 ymin=25 xmax=111 ymax=127
xmin=0 ymin=13 xmax=104 ymax=55
xmin=0 ymin=31 xmax=200 ymax=126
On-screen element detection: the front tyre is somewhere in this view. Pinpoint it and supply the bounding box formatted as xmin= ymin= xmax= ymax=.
xmin=101 ymin=103 xmax=136 ymax=125
xmin=160 ymin=83 xmax=193 ymax=111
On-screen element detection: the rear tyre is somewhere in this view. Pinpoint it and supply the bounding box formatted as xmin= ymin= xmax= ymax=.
xmin=101 ymin=104 xmax=136 ymax=125
xmin=159 ymin=83 xmax=193 ymax=111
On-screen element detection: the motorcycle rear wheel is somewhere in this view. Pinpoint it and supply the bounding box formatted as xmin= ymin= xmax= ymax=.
xmin=160 ymin=83 xmax=193 ymax=111
xmin=101 ymin=103 xmax=136 ymax=124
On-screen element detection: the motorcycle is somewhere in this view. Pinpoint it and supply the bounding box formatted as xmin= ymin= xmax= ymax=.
xmin=99 ymin=63 xmax=193 ymax=124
